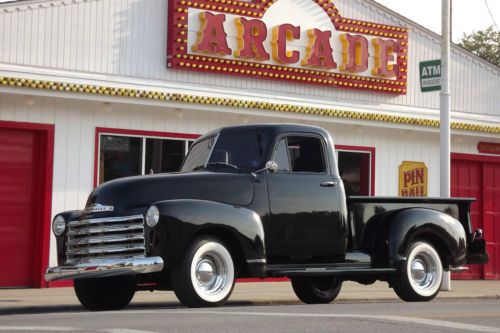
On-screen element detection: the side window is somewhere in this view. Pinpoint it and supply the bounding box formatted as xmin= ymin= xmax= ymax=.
xmin=273 ymin=138 xmax=291 ymax=171
xmin=287 ymin=136 xmax=326 ymax=173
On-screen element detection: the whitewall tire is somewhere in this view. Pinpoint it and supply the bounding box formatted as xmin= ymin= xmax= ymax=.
xmin=172 ymin=238 xmax=235 ymax=307
xmin=392 ymin=241 xmax=443 ymax=302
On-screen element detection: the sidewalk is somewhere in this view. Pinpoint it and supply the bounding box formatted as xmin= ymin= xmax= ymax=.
xmin=1 ymin=280 xmax=499 ymax=313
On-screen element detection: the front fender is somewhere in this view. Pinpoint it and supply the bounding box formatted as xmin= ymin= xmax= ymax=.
xmin=388 ymin=208 xmax=467 ymax=267
xmin=148 ymin=199 xmax=265 ymax=273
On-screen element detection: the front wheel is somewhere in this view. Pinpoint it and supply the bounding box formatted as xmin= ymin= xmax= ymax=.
xmin=74 ymin=276 xmax=136 ymax=311
xmin=392 ymin=241 xmax=443 ymax=302
xmin=291 ymin=277 xmax=342 ymax=304
xmin=171 ymin=237 xmax=235 ymax=307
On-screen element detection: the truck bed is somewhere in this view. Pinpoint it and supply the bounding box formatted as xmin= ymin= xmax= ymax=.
xmin=347 ymin=196 xmax=474 ymax=251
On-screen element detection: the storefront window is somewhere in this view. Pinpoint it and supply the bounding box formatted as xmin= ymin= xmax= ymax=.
xmin=145 ymin=138 xmax=186 ymax=174
xmin=99 ymin=135 xmax=143 ymax=184
xmin=98 ymin=134 xmax=193 ymax=184
xmin=337 ymin=150 xmax=372 ymax=196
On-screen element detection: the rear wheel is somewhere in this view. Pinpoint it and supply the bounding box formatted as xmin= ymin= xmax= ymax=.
xmin=171 ymin=237 xmax=235 ymax=307
xmin=74 ymin=276 xmax=136 ymax=311
xmin=291 ymin=277 xmax=342 ymax=304
xmin=392 ymin=241 xmax=443 ymax=302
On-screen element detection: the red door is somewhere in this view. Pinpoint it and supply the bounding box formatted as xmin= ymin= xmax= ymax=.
xmin=0 ymin=122 xmax=54 ymax=288
xmin=482 ymin=162 xmax=500 ymax=279
xmin=452 ymin=155 xmax=500 ymax=280
xmin=451 ymin=159 xmax=483 ymax=279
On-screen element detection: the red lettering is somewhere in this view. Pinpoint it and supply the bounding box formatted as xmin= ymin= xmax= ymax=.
xmin=272 ymin=23 xmax=300 ymax=64
xmin=340 ymin=34 xmax=368 ymax=73
xmin=372 ymin=38 xmax=399 ymax=77
xmin=404 ymin=171 xmax=412 ymax=187
xmin=234 ymin=17 xmax=270 ymax=61
xmin=302 ymin=29 xmax=337 ymax=69
xmin=415 ymin=168 xmax=424 ymax=185
xmin=192 ymin=12 xmax=231 ymax=55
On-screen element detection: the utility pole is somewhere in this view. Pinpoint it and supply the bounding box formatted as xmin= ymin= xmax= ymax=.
xmin=440 ymin=0 xmax=452 ymax=291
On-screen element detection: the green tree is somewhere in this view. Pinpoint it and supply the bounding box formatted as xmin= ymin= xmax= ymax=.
xmin=459 ymin=26 xmax=500 ymax=67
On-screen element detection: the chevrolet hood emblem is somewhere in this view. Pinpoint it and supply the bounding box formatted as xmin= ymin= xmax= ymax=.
xmin=84 ymin=204 xmax=114 ymax=214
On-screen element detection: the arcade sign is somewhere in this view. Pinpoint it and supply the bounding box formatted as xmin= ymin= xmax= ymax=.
xmin=167 ymin=0 xmax=409 ymax=94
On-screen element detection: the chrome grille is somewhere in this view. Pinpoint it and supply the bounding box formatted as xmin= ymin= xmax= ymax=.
xmin=66 ymin=215 xmax=145 ymax=264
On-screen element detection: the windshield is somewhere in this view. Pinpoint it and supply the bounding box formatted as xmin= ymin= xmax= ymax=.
xmin=180 ymin=136 xmax=216 ymax=172
xmin=180 ymin=130 xmax=270 ymax=172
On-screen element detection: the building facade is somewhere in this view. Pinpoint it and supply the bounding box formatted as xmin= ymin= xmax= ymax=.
xmin=0 ymin=0 xmax=499 ymax=288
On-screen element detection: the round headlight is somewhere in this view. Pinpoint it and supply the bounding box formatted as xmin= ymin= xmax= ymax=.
xmin=52 ymin=215 xmax=66 ymax=236
xmin=146 ymin=205 xmax=160 ymax=228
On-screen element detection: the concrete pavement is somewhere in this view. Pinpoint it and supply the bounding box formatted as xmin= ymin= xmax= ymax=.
xmin=1 ymin=280 xmax=499 ymax=314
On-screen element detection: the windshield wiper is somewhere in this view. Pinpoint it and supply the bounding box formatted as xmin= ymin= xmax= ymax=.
xmin=191 ymin=165 xmax=207 ymax=171
xmin=205 ymin=162 xmax=239 ymax=170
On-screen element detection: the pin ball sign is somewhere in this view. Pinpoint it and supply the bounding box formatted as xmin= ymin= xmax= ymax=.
xmin=167 ymin=0 xmax=409 ymax=94
xmin=399 ymin=161 xmax=428 ymax=197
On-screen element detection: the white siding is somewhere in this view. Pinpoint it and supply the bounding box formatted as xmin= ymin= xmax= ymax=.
xmin=1 ymin=0 xmax=499 ymax=267
xmin=1 ymin=0 xmax=499 ymax=117
xmin=2 ymin=93 xmax=498 ymax=265
xmin=0 ymin=93 xmax=495 ymax=212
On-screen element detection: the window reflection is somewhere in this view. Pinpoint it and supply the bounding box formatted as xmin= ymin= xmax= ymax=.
xmin=99 ymin=134 xmax=192 ymax=184
xmin=99 ymin=135 xmax=142 ymax=184
xmin=145 ymin=139 xmax=185 ymax=174
xmin=337 ymin=151 xmax=371 ymax=196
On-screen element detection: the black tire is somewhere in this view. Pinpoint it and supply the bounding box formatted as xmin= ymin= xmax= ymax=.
xmin=291 ymin=277 xmax=342 ymax=304
xmin=171 ymin=237 xmax=235 ymax=308
xmin=74 ymin=276 xmax=136 ymax=311
xmin=392 ymin=241 xmax=443 ymax=302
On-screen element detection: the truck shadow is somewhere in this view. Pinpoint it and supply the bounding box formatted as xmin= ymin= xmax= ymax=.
xmin=0 ymin=300 xmax=263 ymax=316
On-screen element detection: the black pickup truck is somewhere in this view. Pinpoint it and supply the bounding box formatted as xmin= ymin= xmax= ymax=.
xmin=46 ymin=124 xmax=488 ymax=310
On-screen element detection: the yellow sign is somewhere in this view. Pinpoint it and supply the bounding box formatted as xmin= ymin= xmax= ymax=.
xmin=399 ymin=161 xmax=428 ymax=197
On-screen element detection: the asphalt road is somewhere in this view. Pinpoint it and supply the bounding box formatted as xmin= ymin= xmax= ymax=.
xmin=1 ymin=298 xmax=499 ymax=333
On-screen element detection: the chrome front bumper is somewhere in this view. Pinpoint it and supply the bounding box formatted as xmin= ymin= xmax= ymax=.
xmin=45 ymin=256 xmax=164 ymax=281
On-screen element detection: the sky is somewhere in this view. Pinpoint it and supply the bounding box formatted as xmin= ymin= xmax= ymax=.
xmin=0 ymin=0 xmax=499 ymax=43
xmin=374 ymin=0 xmax=500 ymax=42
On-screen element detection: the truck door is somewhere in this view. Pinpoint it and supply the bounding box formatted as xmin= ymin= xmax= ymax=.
xmin=266 ymin=135 xmax=346 ymax=264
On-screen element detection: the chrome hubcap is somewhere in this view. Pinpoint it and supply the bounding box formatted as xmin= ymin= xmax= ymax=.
xmin=195 ymin=253 xmax=226 ymax=294
xmin=410 ymin=253 xmax=437 ymax=291
xmin=190 ymin=242 xmax=235 ymax=303
xmin=411 ymin=260 xmax=426 ymax=282
xmin=196 ymin=260 xmax=216 ymax=286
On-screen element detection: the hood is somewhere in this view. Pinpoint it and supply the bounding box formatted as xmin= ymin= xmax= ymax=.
xmin=83 ymin=172 xmax=254 ymax=218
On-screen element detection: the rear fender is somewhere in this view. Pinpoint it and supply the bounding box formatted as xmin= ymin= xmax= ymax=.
xmin=149 ymin=199 xmax=265 ymax=276
xmin=387 ymin=208 xmax=467 ymax=268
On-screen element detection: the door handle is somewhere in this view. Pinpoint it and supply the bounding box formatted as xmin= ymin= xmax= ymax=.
xmin=320 ymin=181 xmax=337 ymax=187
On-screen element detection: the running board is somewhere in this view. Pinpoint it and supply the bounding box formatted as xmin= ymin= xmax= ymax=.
xmin=449 ymin=266 xmax=469 ymax=273
xmin=267 ymin=265 xmax=397 ymax=277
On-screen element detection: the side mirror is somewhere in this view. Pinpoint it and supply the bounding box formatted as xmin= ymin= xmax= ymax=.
xmin=265 ymin=160 xmax=278 ymax=174
xmin=252 ymin=160 xmax=278 ymax=178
